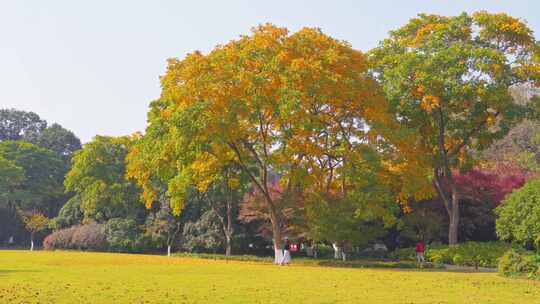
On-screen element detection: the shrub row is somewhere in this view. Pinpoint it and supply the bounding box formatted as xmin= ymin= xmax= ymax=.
xmin=43 ymin=223 xmax=107 ymax=251
xmin=172 ymin=252 xmax=440 ymax=269
xmin=498 ymin=249 xmax=540 ymax=280
xmin=174 ymin=252 xmax=274 ymax=263
xmin=44 ymin=219 xmax=147 ymax=252
xmin=388 ymin=242 xmax=510 ymax=268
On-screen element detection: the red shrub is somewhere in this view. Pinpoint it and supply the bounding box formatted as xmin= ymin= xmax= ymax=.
xmin=43 ymin=223 xmax=107 ymax=251
xmin=43 ymin=226 xmax=77 ymax=250
xmin=71 ymin=223 xmax=107 ymax=250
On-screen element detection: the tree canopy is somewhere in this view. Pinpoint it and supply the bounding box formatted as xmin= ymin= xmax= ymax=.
xmin=65 ymin=136 xmax=143 ymax=221
xmin=496 ymin=177 xmax=540 ymax=250
xmin=369 ymin=11 xmax=540 ymax=244
xmin=0 ymin=109 xmax=47 ymax=141
xmin=27 ymin=123 xmax=82 ymax=163
xmin=127 ymin=24 xmax=409 ymax=259
xmin=0 ymin=141 xmax=65 ymax=211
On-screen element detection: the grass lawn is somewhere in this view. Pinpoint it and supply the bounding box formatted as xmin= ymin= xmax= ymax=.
xmin=1 ymin=250 xmax=539 ymax=304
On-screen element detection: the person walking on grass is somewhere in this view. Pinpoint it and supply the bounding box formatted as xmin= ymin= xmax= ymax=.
xmin=415 ymin=240 xmax=425 ymax=264
xmin=280 ymin=239 xmax=292 ymax=265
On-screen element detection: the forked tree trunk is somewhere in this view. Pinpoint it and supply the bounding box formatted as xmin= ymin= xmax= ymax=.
xmin=230 ymin=145 xmax=284 ymax=263
xmin=212 ymin=196 xmax=234 ymax=256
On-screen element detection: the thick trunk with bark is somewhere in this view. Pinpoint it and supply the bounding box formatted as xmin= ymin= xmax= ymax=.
xmin=434 ymin=167 xmax=460 ymax=246
xmin=448 ymin=191 xmax=460 ymax=246
xmin=225 ymin=237 xmax=232 ymax=256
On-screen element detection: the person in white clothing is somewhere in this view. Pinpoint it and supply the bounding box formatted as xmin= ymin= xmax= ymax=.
xmin=280 ymin=240 xmax=292 ymax=265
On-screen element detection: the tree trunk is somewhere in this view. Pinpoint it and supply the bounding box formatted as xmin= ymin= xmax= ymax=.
xmin=270 ymin=209 xmax=283 ymax=264
xmin=30 ymin=234 xmax=34 ymax=251
xmin=434 ymin=107 xmax=462 ymax=246
xmin=225 ymin=197 xmax=233 ymax=256
xmin=434 ymin=169 xmax=460 ymax=247
xmin=448 ymin=191 xmax=460 ymax=246
xmin=225 ymin=236 xmax=232 ymax=256
xmin=306 ymin=246 xmax=314 ymax=257
xmin=332 ymin=243 xmax=343 ymax=260
xmin=167 ymin=245 xmax=171 ymax=257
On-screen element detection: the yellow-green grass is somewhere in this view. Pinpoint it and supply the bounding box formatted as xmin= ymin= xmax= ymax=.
xmin=1 ymin=250 xmax=539 ymax=304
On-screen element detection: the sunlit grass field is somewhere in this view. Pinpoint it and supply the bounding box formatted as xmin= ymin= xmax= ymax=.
xmin=1 ymin=250 xmax=539 ymax=303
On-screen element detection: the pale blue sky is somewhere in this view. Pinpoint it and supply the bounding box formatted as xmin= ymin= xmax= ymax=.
xmin=1 ymin=1 xmax=538 ymax=142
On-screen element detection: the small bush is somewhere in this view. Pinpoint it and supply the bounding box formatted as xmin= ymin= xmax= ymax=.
xmin=181 ymin=210 xmax=224 ymax=253
xmin=43 ymin=226 xmax=77 ymax=250
xmin=43 ymin=224 xmax=107 ymax=251
xmin=71 ymin=223 xmax=107 ymax=251
xmin=389 ymin=242 xmax=510 ymax=268
xmin=496 ymin=178 xmax=540 ymax=250
xmin=389 ymin=242 xmax=446 ymax=262
xmin=104 ymin=218 xmax=143 ymax=252
xmin=314 ymin=244 xmax=334 ymax=259
xmin=499 ymin=249 xmax=540 ymax=280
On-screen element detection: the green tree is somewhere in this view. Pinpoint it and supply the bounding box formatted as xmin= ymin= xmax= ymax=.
xmin=65 ymin=136 xmax=144 ymax=222
xmin=143 ymin=198 xmax=182 ymax=257
xmin=0 ymin=109 xmax=81 ymax=163
xmin=51 ymin=195 xmax=84 ymax=229
xmin=496 ymin=177 xmax=540 ymax=251
xmin=0 ymin=155 xmax=25 ymax=207
xmin=103 ymin=218 xmax=142 ymax=252
xmin=0 ymin=109 xmax=81 ymax=220
xmin=304 ymin=147 xmax=399 ymax=259
xmin=194 ymin=167 xmax=248 ymax=256
xmin=0 ymin=141 xmax=65 ymax=212
xmin=369 ymin=12 xmax=540 ymax=245
xmin=27 ymin=123 xmax=82 ymax=163
xmin=181 ymin=209 xmax=224 ymax=253
xmin=0 ymin=109 xmax=46 ymax=141
xmin=306 ymin=195 xmax=387 ymax=260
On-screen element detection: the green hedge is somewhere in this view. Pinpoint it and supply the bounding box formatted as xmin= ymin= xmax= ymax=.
xmin=173 ymin=252 xmax=440 ymax=269
xmin=499 ymin=249 xmax=540 ymax=280
xmin=174 ymin=252 xmax=274 ymax=263
xmin=389 ymin=242 xmax=510 ymax=268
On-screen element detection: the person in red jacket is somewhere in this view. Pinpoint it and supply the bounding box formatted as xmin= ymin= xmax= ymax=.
xmin=415 ymin=240 xmax=425 ymax=264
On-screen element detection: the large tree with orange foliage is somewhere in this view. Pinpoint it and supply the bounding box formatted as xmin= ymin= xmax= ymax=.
xmin=369 ymin=12 xmax=540 ymax=245
xmin=127 ymin=24 xmax=404 ymax=262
